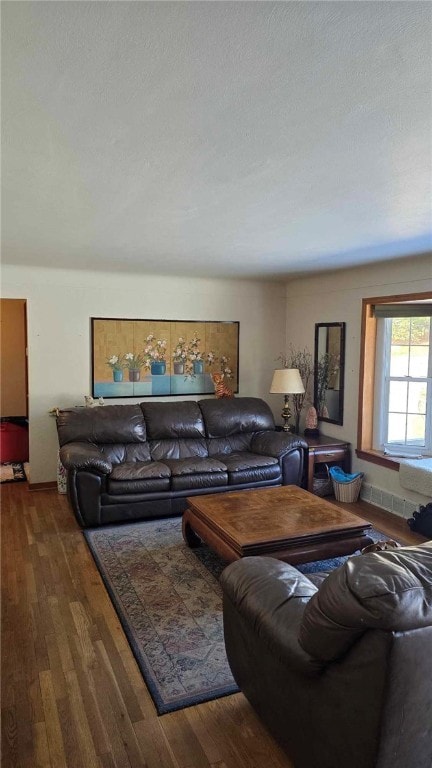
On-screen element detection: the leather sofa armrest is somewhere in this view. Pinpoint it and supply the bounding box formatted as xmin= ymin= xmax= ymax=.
xmin=59 ymin=442 xmax=112 ymax=475
xmin=221 ymin=557 xmax=323 ymax=676
xmin=251 ymin=430 xmax=308 ymax=458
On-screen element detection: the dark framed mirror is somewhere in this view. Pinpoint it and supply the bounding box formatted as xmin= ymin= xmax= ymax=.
xmin=314 ymin=322 xmax=345 ymax=425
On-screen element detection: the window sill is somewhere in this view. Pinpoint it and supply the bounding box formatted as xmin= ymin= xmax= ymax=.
xmin=355 ymin=448 xmax=400 ymax=471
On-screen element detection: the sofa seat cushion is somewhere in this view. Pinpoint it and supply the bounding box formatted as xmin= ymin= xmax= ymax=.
xmin=163 ymin=457 xmax=226 ymax=476
xmin=171 ymin=471 xmax=229 ymax=491
xmin=108 ymin=461 xmax=171 ymax=494
xmin=163 ymin=457 xmax=228 ymax=492
xmin=214 ymin=452 xmax=281 ymax=485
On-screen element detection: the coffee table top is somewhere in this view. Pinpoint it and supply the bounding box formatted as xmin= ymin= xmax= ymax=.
xmin=186 ymin=485 xmax=371 ymax=552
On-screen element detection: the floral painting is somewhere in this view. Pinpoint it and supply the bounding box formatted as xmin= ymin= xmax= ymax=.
xmin=91 ymin=318 xmax=239 ymax=398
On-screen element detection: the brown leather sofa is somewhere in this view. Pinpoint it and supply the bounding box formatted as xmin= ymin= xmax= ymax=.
xmin=221 ymin=543 xmax=432 ymax=768
xmin=57 ymin=397 xmax=307 ymax=527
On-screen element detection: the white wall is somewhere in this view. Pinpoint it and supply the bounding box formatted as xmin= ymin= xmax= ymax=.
xmin=1 ymin=265 xmax=286 ymax=483
xmin=285 ymin=253 xmax=432 ymax=510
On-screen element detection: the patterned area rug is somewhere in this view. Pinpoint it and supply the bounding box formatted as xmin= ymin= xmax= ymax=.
xmin=84 ymin=518 xmax=387 ymax=715
xmin=0 ymin=461 xmax=28 ymax=483
xmin=85 ymin=518 xmax=235 ymax=714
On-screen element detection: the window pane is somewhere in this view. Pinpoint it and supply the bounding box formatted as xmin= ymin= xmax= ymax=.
xmin=391 ymin=318 xmax=410 ymax=345
xmin=389 ymin=381 xmax=407 ymax=412
xmin=409 ymin=347 xmax=429 ymax=377
xmin=408 ymin=381 xmax=427 ymax=415
xmin=410 ymin=317 xmax=430 ymax=346
xmin=372 ymin=310 xmax=431 ymax=456
xmin=389 ymin=346 xmax=409 ymax=376
xmin=387 ymin=413 xmax=406 ymax=443
xmin=407 ymin=414 xmax=425 ymax=446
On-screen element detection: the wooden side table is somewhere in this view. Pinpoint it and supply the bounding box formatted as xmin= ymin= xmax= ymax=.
xmin=302 ymin=435 xmax=351 ymax=493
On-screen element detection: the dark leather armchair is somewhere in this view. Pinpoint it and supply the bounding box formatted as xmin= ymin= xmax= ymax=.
xmin=221 ymin=543 xmax=432 ymax=768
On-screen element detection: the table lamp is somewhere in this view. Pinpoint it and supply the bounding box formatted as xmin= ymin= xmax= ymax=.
xmin=270 ymin=368 xmax=305 ymax=432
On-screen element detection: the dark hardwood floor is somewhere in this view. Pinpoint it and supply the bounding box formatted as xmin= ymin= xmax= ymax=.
xmin=1 ymin=483 xmax=425 ymax=768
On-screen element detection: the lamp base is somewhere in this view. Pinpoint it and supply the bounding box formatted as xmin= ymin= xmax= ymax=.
xmin=282 ymin=423 xmax=295 ymax=433
xmin=281 ymin=396 xmax=292 ymax=432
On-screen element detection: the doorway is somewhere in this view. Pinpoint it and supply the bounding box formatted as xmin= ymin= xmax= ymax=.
xmin=0 ymin=299 xmax=29 ymax=473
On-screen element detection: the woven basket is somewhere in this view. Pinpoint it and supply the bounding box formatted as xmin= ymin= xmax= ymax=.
xmin=331 ymin=472 xmax=364 ymax=503
xmin=312 ymin=471 xmax=333 ymax=497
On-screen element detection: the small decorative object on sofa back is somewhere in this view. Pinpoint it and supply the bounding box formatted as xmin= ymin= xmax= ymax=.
xmin=84 ymin=395 xmax=105 ymax=407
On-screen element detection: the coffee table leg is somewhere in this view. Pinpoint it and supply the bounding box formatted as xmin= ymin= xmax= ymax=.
xmin=182 ymin=510 xmax=202 ymax=549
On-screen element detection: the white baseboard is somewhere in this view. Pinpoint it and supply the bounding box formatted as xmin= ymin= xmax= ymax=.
xmin=360 ymin=482 xmax=418 ymax=519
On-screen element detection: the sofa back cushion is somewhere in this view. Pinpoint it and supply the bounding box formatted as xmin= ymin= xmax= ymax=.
xmin=57 ymin=405 xmax=146 ymax=446
xmin=299 ymin=543 xmax=432 ymax=662
xmin=93 ymin=443 xmax=152 ymax=466
xmin=149 ymin=438 xmax=208 ymax=461
xmin=141 ymin=401 xmax=208 ymax=461
xmin=207 ymin=434 xmax=253 ymax=455
xmin=141 ymin=401 xmax=206 ymax=439
xmin=199 ymin=397 xmax=275 ymax=438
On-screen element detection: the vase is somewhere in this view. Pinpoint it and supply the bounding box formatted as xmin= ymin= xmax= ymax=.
xmin=193 ymin=360 xmax=204 ymax=374
xmin=173 ymin=362 xmax=184 ymax=375
xmin=113 ymin=369 xmax=123 ymax=382
xmin=128 ymin=369 xmax=140 ymax=382
xmin=151 ymin=361 xmax=166 ymax=375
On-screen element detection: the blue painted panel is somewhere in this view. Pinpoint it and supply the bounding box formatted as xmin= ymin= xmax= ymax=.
xmin=94 ymin=382 xmax=135 ymax=397
xmin=170 ymin=373 xmax=213 ymax=395
xmin=131 ymin=381 xmax=153 ymax=396
xmin=145 ymin=375 xmax=171 ymax=396
xmin=94 ymin=373 xmax=214 ymax=398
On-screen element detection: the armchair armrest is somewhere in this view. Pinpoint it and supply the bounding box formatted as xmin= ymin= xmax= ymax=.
xmin=221 ymin=557 xmax=323 ymax=676
xmin=251 ymin=430 xmax=307 ymax=459
xmin=59 ymin=442 xmax=112 ymax=475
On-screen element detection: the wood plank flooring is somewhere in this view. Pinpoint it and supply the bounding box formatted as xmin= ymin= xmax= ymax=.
xmin=1 ymin=483 xmax=426 ymax=768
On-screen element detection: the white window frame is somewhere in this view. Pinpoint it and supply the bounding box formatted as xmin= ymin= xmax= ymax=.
xmin=374 ymin=316 xmax=432 ymax=457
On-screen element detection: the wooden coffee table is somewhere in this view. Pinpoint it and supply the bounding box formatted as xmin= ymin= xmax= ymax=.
xmin=182 ymin=485 xmax=373 ymax=564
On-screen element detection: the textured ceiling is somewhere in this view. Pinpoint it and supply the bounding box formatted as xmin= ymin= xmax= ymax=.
xmin=2 ymin=1 xmax=431 ymax=279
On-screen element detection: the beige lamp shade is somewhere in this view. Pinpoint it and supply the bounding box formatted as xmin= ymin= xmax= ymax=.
xmin=270 ymin=368 xmax=305 ymax=394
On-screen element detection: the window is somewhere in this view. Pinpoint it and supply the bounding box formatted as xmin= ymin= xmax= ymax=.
xmin=357 ymin=292 xmax=432 ymax=469
xmin=374 ymin=316 xmax=431 ymax=455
